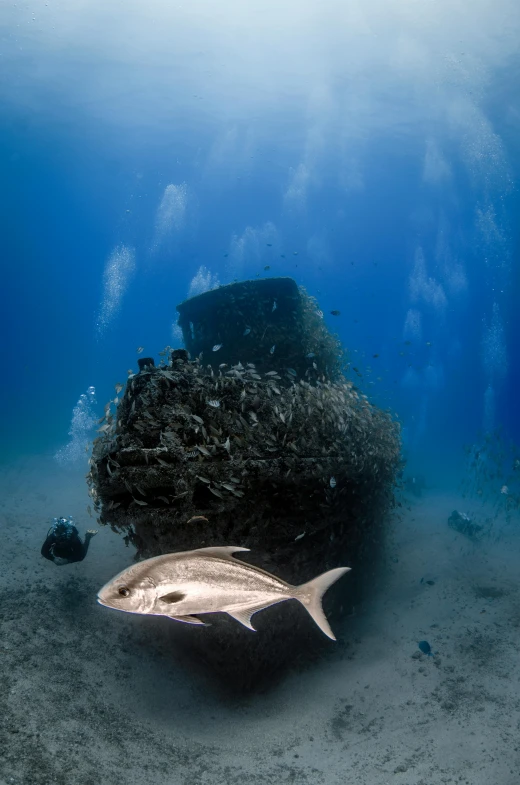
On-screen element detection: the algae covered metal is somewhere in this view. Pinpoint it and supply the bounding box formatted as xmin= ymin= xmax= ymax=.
xmin=175 ymin=277 xmax=344 ymax=380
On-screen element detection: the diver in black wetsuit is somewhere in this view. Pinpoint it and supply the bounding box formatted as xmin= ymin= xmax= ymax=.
xmin=41 ymin=517 xmax=97 ymax=565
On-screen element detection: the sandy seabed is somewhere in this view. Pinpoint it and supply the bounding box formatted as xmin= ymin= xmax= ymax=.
xmin=1 ymin=456 xmax=519 ymax=785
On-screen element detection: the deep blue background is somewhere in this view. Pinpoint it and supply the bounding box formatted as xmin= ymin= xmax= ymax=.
xmin=1 ymin=2 xmax=518 ymax=487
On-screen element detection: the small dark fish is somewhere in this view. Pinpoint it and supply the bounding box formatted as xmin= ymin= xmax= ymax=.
xmin=418 ymin=640 xmax=433 ymax=656
xmin=264 ymin=265 xmax=271 ymax=270
xmin=330 ymin=310 xmax=341 ymax=316
xmin=373 ymin=354 xmax=379 ymax=358
xmin=187 ymin=516 xmax=209 ymax=525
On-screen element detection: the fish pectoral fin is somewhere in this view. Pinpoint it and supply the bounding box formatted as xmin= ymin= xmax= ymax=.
xmin=226 ymin=599 xmax=279 ymax=631
xmin=193 ymin=546 xmax=250 ymax=560
xmin=158 ymin=590 xmax=186 ymax=604
xmin=166 ymin=614 xmax=207 ymax=626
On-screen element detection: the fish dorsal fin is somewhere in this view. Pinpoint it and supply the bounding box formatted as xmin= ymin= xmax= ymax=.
xmin=226 ymin=598 xmax=283 ymax=631
xmin=166 ymin=614 xmax=207 ymax=625
xmin=193 ymin=546 xmax=250 ymax=560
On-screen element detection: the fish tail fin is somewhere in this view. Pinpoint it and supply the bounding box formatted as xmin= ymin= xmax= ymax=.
xmin=294 ymin=567 xmax=351 ymax=641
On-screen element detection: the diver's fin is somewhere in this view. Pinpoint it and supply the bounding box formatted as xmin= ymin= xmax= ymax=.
xmin=226 ymin=598 xmax=282 ymax=631
xmin=193 ymin=546 xmax=250 ymax=560
xmin=166 ymin=614 xmax=207 ymax=625
xmin=294 ymin=567 xmax=351 ymax=641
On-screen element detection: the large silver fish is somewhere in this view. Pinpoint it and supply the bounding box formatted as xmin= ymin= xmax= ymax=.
xmin=97 ymin=546 xmax=350 ymax=640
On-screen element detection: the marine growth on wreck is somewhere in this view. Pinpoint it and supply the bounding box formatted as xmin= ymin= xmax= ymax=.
xmin=87 ymin=278 xmax=401 ymax=682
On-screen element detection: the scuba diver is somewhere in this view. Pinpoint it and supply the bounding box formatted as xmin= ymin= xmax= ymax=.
xmin=41 ymin=516 xmax=97 ymax=566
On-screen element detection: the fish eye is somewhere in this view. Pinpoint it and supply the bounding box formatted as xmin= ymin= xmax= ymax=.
xmin=118 ymin=587 xmax=131 ymax=597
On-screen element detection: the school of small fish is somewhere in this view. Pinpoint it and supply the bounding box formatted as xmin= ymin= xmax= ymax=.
xmin=89 ymin=338 xmax=400 ymax=533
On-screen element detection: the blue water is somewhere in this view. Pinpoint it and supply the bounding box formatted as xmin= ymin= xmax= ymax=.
xmin=1 ymin=2 xmax=520 ymax=783
xmin=2 ymin=2 xmax=518 ymax=474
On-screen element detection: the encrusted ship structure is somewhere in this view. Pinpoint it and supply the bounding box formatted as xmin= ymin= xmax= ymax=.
xmin=88 ymin=278 xmax=401 ymax=687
